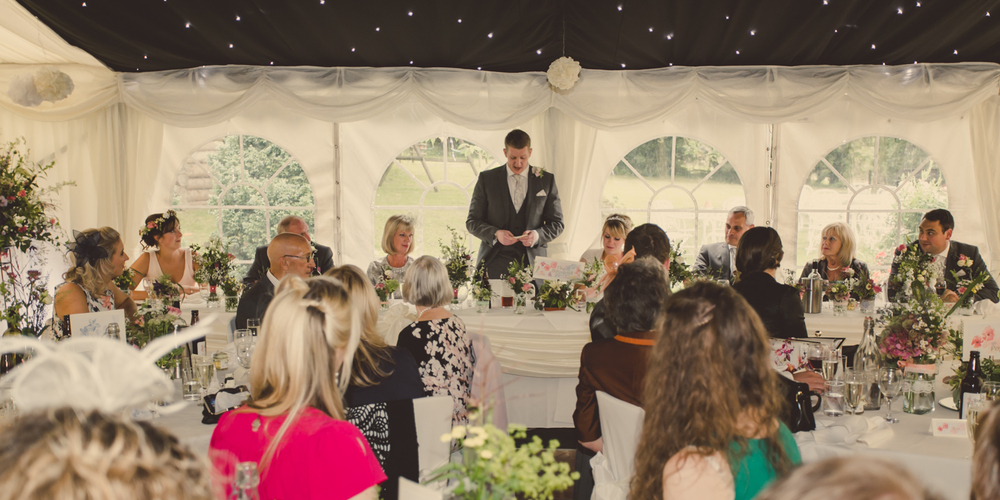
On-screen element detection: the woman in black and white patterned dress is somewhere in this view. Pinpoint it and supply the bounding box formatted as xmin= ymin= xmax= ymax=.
xmin=397 ymin=256 xmax=474 ymax=427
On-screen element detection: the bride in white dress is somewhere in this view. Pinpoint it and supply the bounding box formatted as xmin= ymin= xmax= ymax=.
xmin=128 ymin=210 xmax=200 ymax=299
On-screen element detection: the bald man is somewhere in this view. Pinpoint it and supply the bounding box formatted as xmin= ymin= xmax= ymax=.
xmin=235 ymin=233 xmax=315 ymax=330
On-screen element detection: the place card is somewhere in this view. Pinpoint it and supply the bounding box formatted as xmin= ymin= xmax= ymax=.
xmin=960 ymin=320 xmax=1000 ymax=361
xmin=532 ymin=257 xmax=583 ymax=281
xmin=70 ymin=309 xmax=126 ymax=343
xmin=931 ymin=418 xmax=969 ymax=437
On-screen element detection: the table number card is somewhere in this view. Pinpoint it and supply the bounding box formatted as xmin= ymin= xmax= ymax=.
xmin=961 ymin=320 xmax=1000 ymax=361
xmin=532 ymin=257 xmax=584 ymax=281
xmin=70 ymin=309 xmax=126 ymax=343
xmin=931 ymin=418 xmax=969 ymax=437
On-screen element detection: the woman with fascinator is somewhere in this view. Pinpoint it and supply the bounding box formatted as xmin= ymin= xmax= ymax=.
xmin=52 ymin=228 xmax=137 ymax=337
xmin=128 ymin=210 xmax=199 ymax=299
xmin=367 ymin=215 xmax=415 ymax=293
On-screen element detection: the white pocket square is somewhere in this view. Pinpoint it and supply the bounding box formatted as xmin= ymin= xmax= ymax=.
xmin=536 ymin=190 xmax=547 ymax=197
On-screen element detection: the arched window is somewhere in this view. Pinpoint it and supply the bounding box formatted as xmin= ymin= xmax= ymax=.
xmin=373 ymin=137 xmax=500 ymax=258
xmin=796 ymin=136 xmax=947 ymax=278
xmin=601 ymin=136 xmax=746 ymax=261
xmin=171 ymin=135 xmax=315 ymax=276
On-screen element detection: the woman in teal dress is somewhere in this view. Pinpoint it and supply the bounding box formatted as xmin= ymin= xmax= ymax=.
xmin=630 ymin=281 xmax=801 ymax=500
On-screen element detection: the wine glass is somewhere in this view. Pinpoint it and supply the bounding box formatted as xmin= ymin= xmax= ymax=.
xmin=983 ymin=381 xmax=1000 ymax=402
xmin=878 ymin=367 xmax=904 ymax=423
xmin=968 ymin=399 xmax=989 ymax=445
xmin=844 ymin=370 xmax=865 ymax=416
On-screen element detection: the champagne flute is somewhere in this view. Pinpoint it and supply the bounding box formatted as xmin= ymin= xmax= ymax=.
xmin=821 ymin=347 xmax=839 ymax=381
xmin=845 ymin=370 xmax=865 ymax=416
xmin=968 ymin=400 xmax=988 ymax=445
xmin=878 ymin=367 xmax=903 ymax=423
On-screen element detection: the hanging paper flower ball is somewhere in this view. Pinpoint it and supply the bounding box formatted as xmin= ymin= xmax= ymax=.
xmin=33 ymin=67 xmax=75 ymax=102
xmin=546 ymin=56 xmax=582 ymax=91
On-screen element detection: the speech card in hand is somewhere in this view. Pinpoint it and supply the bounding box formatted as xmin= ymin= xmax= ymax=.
xmin=532 ymin=257 xmax=583 ymax=281
xmin=962 ymin=320 xmax=1000 ymax=361
xmin=70 ymin=309 xmax=126 ymax=343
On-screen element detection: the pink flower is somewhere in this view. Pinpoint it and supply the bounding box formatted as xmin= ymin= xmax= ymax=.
xmin=17 ymin=226 xmax=26 ymax=233
xmin=16 ymin=190 xmax=25 ymax=197
xmin=147 ymin=222 xmax=156 ymax=229
xmin=508 ymin=277 xmax=515 ymax=284
xmin=897 ymin=244 xmax=906 ymax=252
xmin=48 ymin=218 xmax=55 ymax=225
xmin=227 ymin=253 xmax=235 ymax=260
xmin=522 ymin=284 xmax=531 ymax=292
xmin=973 ymin=337 xmax=983 ymax=348
xmin=375 ymin=283 xmax=385 ymax=289
xmin=959 ymin=287 xmax=968 ymax=294
xmin=167 ymin=306 xmax=182 ymax=315
xmin=984 ymin=327 xmax=995 ymax=341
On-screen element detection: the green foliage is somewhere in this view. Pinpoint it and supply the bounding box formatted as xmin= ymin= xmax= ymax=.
xmin=439 ymin=226 xmax=472 ymax=290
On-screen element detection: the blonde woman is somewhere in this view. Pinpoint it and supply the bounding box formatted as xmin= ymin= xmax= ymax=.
xmin=129 ymin=210 xmax=200 ymax=298
xmin=210 ymin=277 xmax=384 ymax=499
xmin=580 ymin=213 xmax=632 ymax=263
xmin=53 ymin=228 xmax=137 ymax=337
xmin=397 ymin=256 xmax=474 ymax=427
xmin=367 ymin=215 xmax=415 ymax=291
xmin=799 ymin=222 xmax=870 ymax=298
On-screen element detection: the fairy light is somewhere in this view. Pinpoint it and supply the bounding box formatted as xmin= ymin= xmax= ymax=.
xmin=648 ymin=27 xmax=653 ymax=32
xmin=617 ymin=5 xmax=622 ymax=11
xmin=536 ymin=49 xmax=542 ymax=54
xmin=871 ymin=44 xmax=876 ymax=49
xmin=185 ymin=22 xmax=191 ymax=28
xmin=897 ymin=7 xmax=903 ymax=14
xmin=235 ymin=15 xmax=241 ymax=21
xmin=407 ymin=10 xmax=413 ymax=16
xmin=621 ymin=62 xmax=626 ymax=68
xmin=487 ymin=32 xmax=493 ymax=38
xmin=457 ymin=19 xmax=462 ymax=23
xmin=750 ymin=29 xmax=756 ymax=35
xmin=666 ymin=33 xmax=674 ymax=40
xmin=375 ymin=27 xmax=380 ymax=31
xmin=229 ymin=43 xmax=234 ymax=48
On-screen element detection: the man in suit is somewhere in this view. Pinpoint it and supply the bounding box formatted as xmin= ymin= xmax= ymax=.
xmin=888 ymin=208 xmax=999 ymax=303
xmin=235 ymin=233 xmax=315 ymax=329
xmin=466 ymin=129 xmax=564 ymax=279
xmin=243 ymin=216 xmax=334 ymax=284
xmin=692 ymin=206 xmax=755 ymax=281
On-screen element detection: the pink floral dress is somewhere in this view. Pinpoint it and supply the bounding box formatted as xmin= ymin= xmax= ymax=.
xmin=396 ymin=316 xmax=475 ymax=426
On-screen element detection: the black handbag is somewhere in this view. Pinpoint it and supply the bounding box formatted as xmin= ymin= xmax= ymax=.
xmin=777 ymin=375 xmax=821 ymax=432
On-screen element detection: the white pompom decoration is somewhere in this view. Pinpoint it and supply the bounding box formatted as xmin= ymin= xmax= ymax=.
xmin=546 ymin=56 xmax=582 ymax=91
xmin=7 ymin=74 xmax=43 ymax=107
xmin=33 ymin=66 xmax=75 ymax=102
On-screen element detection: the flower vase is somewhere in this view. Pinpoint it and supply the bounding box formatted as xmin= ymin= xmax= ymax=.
xmin=380 ymin=301 xmax=390 ymax=312
xmin=832 ymin=299 xmax=848 ymax=316
xmin=451 ymin=288 xmax=461 ymax=310
xmin=514 ymin=293 xmax=527 ymax=315
xmin=207 ymin=285 xmax=220 ymax=309
xmin=476 ymin=300 xmax=490 ymax=313
xmin=225 ymin=296 xmax=239 ymax=312
xmin=859 ymin=299 xmax=874 ymax=314
xmin=955 ymin=305 xmax=975 ymax=316
xmin=902 ymin=363 xmax=937 ymax=414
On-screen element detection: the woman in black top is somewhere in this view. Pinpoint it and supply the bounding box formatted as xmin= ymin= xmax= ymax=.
xmin=732 ymin=227 xmax=807 ymax=339
xmin=799 ymin=222 xmax=870 ymax=300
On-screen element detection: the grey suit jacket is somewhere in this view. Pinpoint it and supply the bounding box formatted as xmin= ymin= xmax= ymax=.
xmin=693 ymin=241 xmax=733 ymax=280
xmin=466 ymin=165 xmax=564 ymax=269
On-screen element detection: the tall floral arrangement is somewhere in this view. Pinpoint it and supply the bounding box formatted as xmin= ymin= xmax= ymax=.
xmin=848 ymin=269 xmax=882 ymax=301
xmin=950 ymin=254 xmax=988 ymax=308
xmin=439 ymin=226 xmax=472 ymax=291
xmin=372 ymin=264 xmax=400 ymax=302
xmin=501 ymin=257 xmax=533 ymax=296
xmin=668 ymin=241 xmax=693 ymax=288
xmin=127 ymin=297 xmax=184 ymax=370
xmin=888 ymin=243 xmax=939 ymax=300
xmin=470 ymin=265 xmax=496 ymax=302
xmin=534 ymin=280 xmax=576 ymax=311
xmin=191 ymin=236 xmax=236 ymax=286
xmin=0 ymin=138 xmax=71 ymax=336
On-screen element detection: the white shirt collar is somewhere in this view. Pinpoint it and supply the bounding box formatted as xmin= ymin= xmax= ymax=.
xmin=507 ymin=165 xmax=528 ymax=179
xmin=266 ymin=270 xmax=280 ymax=287
xmin=935 ymin=241 xmax=951 ymax=261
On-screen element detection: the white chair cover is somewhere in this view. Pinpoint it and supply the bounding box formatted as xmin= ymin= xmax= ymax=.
xmin=590 ymin=391 xmax=645 ymax=500
xmin=468 ymin=331 xmax=509 ymax=431
xmin=413 ymin=395 xmax=454 ymax=482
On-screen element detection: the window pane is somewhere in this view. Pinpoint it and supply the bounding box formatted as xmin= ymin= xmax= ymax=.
xmin=622 ymin=137 xmax=674 ymax=192
xmin=375 ymin=164 xmax=425 ymax=206
xmin=825 ymin=136 xmax=875 ymax=189
xmin=799 ymin=181 xmax=849 ymax=211
xmin=420 ymin=210 xmax=470 ymax=261
xmin=203 ymin=137 xmax=239 ymax=187
xmin=879 ymin=137 xmax=930 ymax=188
xmin=270 ymin=209 xmax=316 ymax=238
xmin=692 ymin=163 xmax=745 ymax=210
xmin=221 ymin=184 xmax=265 ymax=206
xmin=172 ymin=208 xmax=219 ymax=248
xmin=424 ymin=184 xmax=469 ymax=207
xmin=603 ymin=163 xmax=654 ymax=210
xmin=650 ymin=212 xmax=695 ymax=255
xmin=674 ymin=137 xmax=725 ymax=184
xmin=650 ymin=186 xmax=696 ymax=211
xmin=264 ymin=160 xmax=314 ymax=206
xmin=445 ymin=138 xmax=494 ymax=188
xmin=397 ymin=140 xmax=439 ymax=187
xmin=222 ymin=209 xmax=268 ymax=261
xmin=241 ymin=135 xmax=293 ymax=185
xmin=172 ymin=160 xmax=218 ymax=206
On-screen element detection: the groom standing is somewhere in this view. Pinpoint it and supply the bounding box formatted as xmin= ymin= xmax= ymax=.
xmin=467 ymin=129 xmax=564 ymax=279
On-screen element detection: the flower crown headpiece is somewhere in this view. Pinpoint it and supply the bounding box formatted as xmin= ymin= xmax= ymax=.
xmin=140 ymin=210 xmax=177 ymax=238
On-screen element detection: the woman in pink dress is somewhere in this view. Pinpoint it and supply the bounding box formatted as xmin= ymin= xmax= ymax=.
xmin=210 ymin=276 xmax=386 ymax=499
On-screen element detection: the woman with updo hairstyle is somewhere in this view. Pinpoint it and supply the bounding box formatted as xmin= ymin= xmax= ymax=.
xmin=128 ymin=210 xmax=199 ymax=298
xmin=580 ymin=213 xmax=633 ymax=263
xmin=53 ymin=228 xmax=137 ymax=337
xmin=367 ymin=214 xmax=415 ymax=293
xmin=210 ymin=276 xmax=385 ymax=499
xmin=630 ymin=282 xmax=801 ymax=500
xmin=731 ymin=226 xmax=807 ymax=339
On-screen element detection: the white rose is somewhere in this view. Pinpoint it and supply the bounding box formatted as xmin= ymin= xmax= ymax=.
xmin=546 ymin=56 xmax=582 ymax=91
xmin=33 ymin=67 xmax=74 ymax=102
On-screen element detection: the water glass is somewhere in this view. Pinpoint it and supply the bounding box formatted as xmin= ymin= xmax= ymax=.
xmin=180 ymin=366 xmax=201 ymax=401
xmin=983 ymin=381 xmax=1000 ymax=402
xmin=246 ymin=318 xmax=261 ymax=337
xmin=234 ymin=329 xmax=254 ymax=369
xmin=878 ymin=367 xmax=904 ymax=423
xmin=198 ymin=283 xmax=210 ymax=301
xmin=193 ymin=356 xmax=215 ymax=390
xmin=968 ymin=399 xmax=989 ymax=444
xmin=824 ymin=380 xmax=845 ymax=417
xmin=821 ymin=348 xmax=840 ymax=381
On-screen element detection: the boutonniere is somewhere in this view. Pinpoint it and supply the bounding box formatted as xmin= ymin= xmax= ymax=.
xmin=958 ymin=254 xmax=974 ymax=268
xmin=532 ymin=166 xmax=546 ymax=178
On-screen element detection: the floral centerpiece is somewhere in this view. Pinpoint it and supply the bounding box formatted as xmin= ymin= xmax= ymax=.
xmin=372 ymin=265 xmax=400 ymax=304
xmin=428 ymin=409 xmax=577 ymax=499
xmin=501 ymin=258 xmax=534 ymax=313
xmin=0 ymin=138 xmax=71 ymax=338
xmin=849 ymin=270 xmax=881 ymax=301
xmin=826 ymin=281 xmax=850 ymax=302
xmin=946 ymin=326 xmax=1000 ymax=400
xmin=667 ymin=242 xmax=693 ymax=289
xmin=191 ymin=236 xmax=236 ymax=287
xmin=127 ymin=296 xmax=185 ymax=371
xmin=113 ymin=268 xmax=136 ymax=294
xmin=218 ymin=275 xmax=243 ymax=312
xmin=888 ymin=243 xmax=940 ymax=301
xmin=534 ymin=280 xmax=576 ymax=311
xmin=439 ymin=226 xmax=472 ymax=298
xmin=576 ymin=257 xmax=605 ymax=312
xmin=147 ymin=274 xmax=183 ymax=302
xmin=950 ymin=254 xmax=988 ymax=310
xmin=470 ymin=266 xmax=496 ymax=312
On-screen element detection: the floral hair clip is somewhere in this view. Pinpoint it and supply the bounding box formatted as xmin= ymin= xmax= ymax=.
xmin=139 ymin=210 xmax=177 ymax=238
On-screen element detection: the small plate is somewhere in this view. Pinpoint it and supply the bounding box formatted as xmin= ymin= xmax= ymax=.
xmin=938 ymin=397 xmax=958 ymax=411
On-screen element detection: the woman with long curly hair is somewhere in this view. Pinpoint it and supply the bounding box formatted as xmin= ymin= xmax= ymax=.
xmin=630 ymin=282 xmax=801 ymax=500
xmin=53 ymin=228 xmax=137 ymax=337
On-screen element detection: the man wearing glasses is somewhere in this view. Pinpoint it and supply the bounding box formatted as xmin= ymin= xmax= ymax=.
xmin=236 ymin=233 xmax=315 ymax=330
xmin=243 ymin=216 xmax=334 ymax=284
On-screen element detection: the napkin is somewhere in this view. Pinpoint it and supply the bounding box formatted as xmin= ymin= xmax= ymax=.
xmin=809 ymin=416 xmax=894 ymax=448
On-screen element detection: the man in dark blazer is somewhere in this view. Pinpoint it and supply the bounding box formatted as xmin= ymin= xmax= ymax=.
xmin=466 ymin=129 xmax=564 ymax=279
xmin=243 ymin=216 xmax=333 ymax=285
xmin=692 ymin=206 xmax=754 ymax=281
xmin=235 ymin=233 xmax=316 ymax=329
xmin=888 ymin=209 xmax=999 ymax=303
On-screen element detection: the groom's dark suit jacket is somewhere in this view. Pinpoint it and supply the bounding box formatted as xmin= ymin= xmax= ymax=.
xmin=466 ymin=165 xmax=564 ymax=274
xmin=887 ymin=239 xmax=999 ymax=303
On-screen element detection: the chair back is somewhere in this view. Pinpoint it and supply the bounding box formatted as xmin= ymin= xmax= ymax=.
xmin=413 ymin=395 xmax=453 ymax=481
xmin=595 ymin=391 xmax=644 ymax=481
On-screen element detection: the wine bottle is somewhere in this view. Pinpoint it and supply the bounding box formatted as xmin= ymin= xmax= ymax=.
xmin=229 ymin=461 xmax=261 ymax=500
xmin=854 ymin=317 xmax=882 ymax=410
xmin=960 ymin=351 xmax=984 ymax=419
xmin=0 ymin=329 xmax=24 ymax=375
xmin=62 ymin=314 xmax=71 ymax=339
xmin=190 ymin=310 xmax=206 ymax=356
